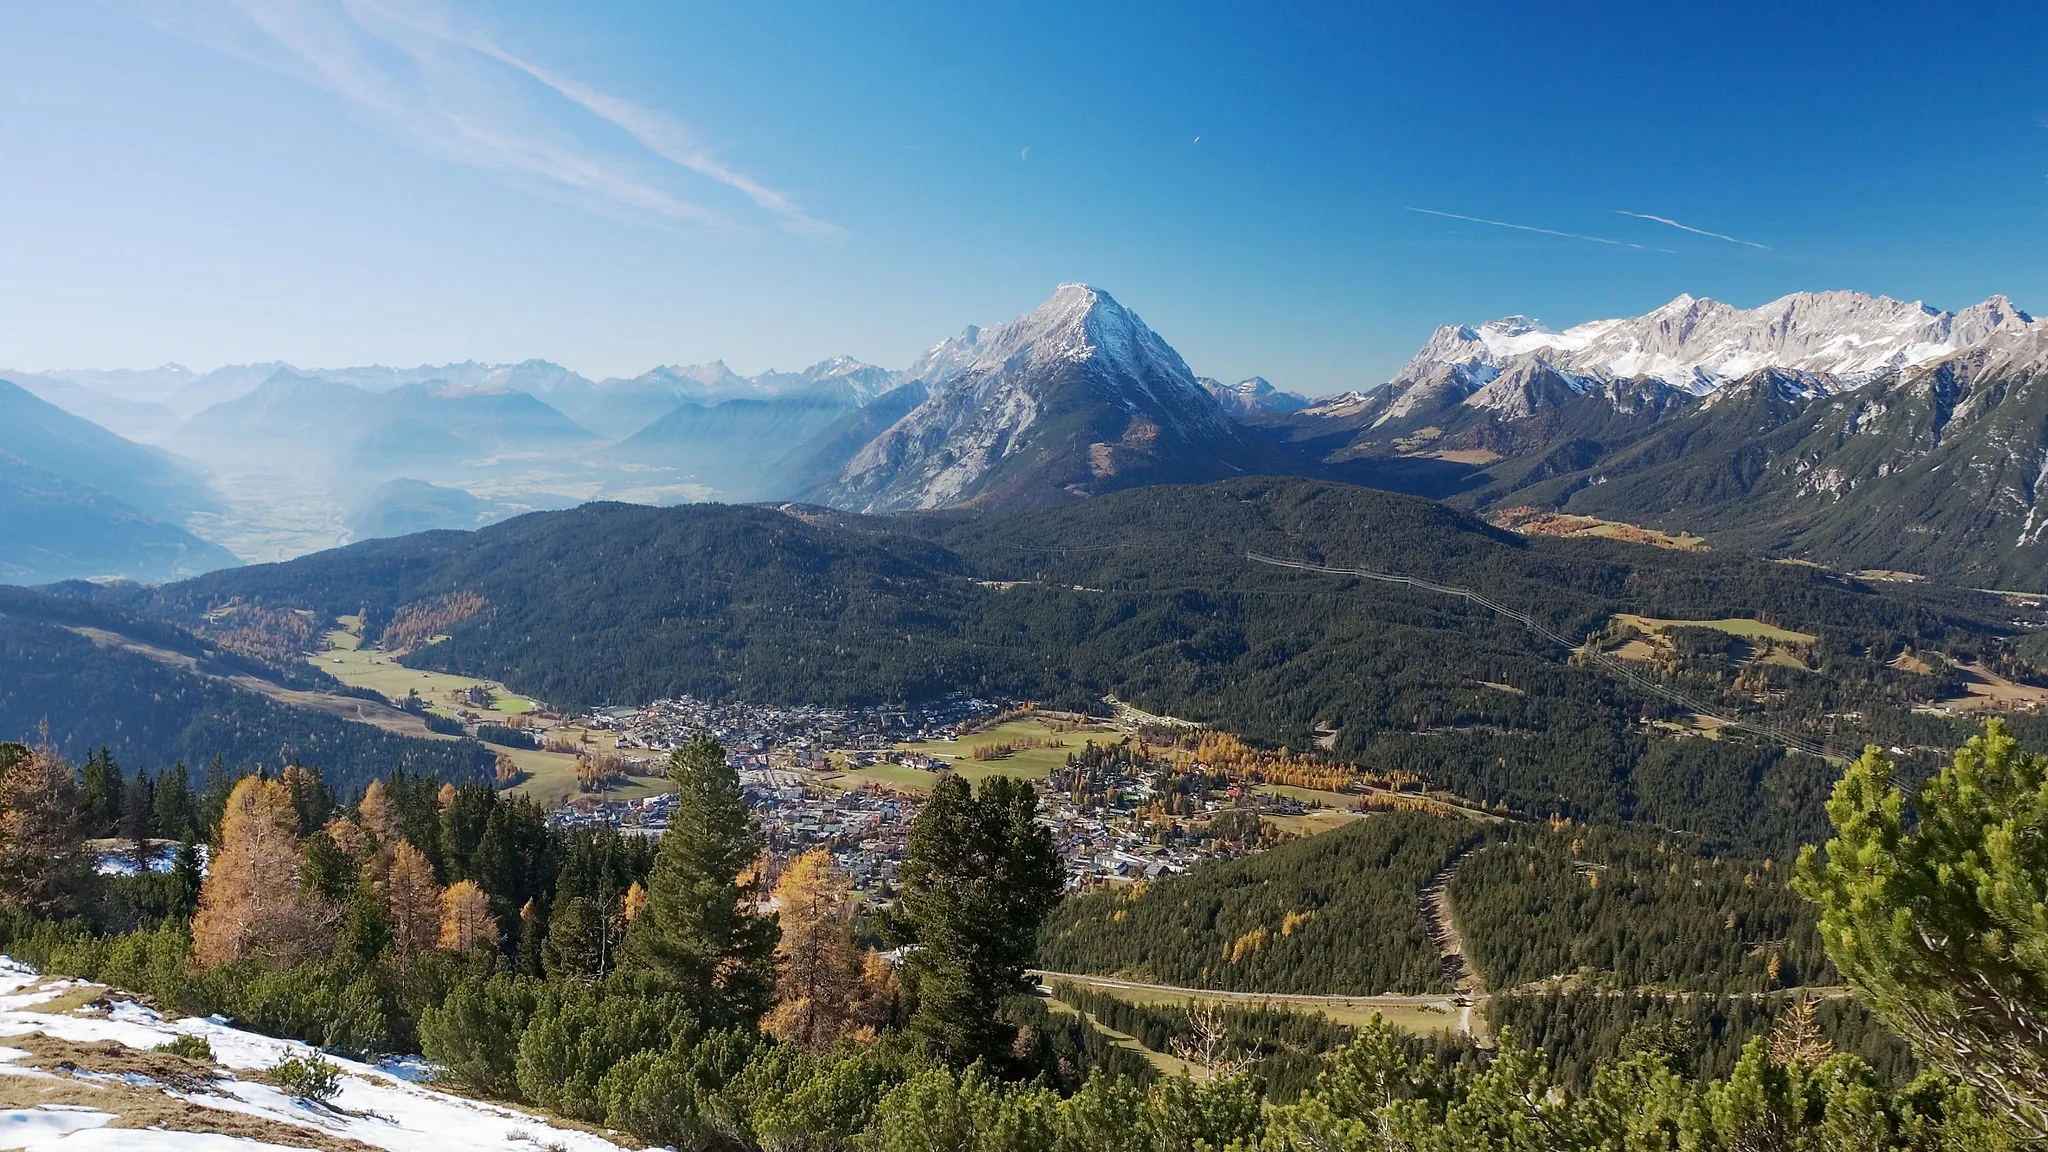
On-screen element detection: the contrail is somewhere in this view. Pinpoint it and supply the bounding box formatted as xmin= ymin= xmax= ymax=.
xmin=1613 ymin=211 xmax=1771 ymax=250
xmin=1405 ymin=206 xmax=1653 ymax=250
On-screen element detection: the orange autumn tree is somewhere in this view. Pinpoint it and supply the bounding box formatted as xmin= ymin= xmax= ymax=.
xmin=382 ymin=840 xmax=444 ymax=962
xmin=439 ymin=880 xmax=498 ymax=952
xmin=763 ymin=850 xmax=864 ymax=1049
xmin=0 ymin=744 xmax=90 ymax=916
xmin=193 ymin=776 xmax=320 ymax=967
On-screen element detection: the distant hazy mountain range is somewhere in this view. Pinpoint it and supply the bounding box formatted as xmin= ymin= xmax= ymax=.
xmin=9 ymin=284 xmax=2048 ymax=587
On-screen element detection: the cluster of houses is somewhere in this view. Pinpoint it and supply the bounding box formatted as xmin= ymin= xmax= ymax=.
xmin=549 ymin=692 xmax=1344 ymax=896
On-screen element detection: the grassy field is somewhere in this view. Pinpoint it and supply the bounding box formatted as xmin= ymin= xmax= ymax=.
xmin=1042 ymin=974 xmax=1464 ymax=1036
xmin=1611 ymin=613 xmax=1817 ymax=645
xmin=1256 ymin=783 xmax=1359 ymax=809
xmin=894 ymin=717 xmax=1122 ymax=778
xmin=311 ymin=630 xmax=537 ymax=718
xmin=1260 ymin=809 xmax=1369 ymax=838
xmin=1041 ymin=995 xmax=1198 ymax=1078
xmin=827 ymin=762 xmax=942 ymax=793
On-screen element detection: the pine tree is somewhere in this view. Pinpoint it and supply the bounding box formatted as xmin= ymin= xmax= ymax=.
xmin=152 ymin=762 xmax=196 ymax=841
xmin=764 ymin=849 xmax=863 ymax=1050
xmin=168 ymin=834 xmax=204 ymax=922
xmin=515 ymin=899 xmax=547 ymax=976
xmin=382 ymin=839 xmax=444 ymax=962
xmin=192 ymin=776 xmax=318 ymax=967
xmin=438 ymin=784 xmax=496 ymax=885
xmin=0 ymin=744 xmax=90 ymax=916
xmin=277 ymin=765 xmax=333 ymax=837
xmin=120 ymin=770 xmax=154 ymax=871
xmin=199 ymin=755 xmax=234 ymax=845
xmin=898 ymin=774 xmax=1063 ymax=1065
xmin=79 ymin=747 xmax=120 ymax=837
xmin=439 ymin=879 xmax=500 ymax=952
xmin=622 ymin=735 xmax=777 ymax=1024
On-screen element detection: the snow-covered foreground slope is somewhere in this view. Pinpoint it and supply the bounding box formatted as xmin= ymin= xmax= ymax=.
xmin=0 ymin=958 xmax=632 ymax=1152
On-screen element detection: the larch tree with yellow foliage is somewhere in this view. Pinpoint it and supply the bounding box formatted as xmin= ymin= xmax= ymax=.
xmin=439 ymin=880 xmax=499 ymax=952
xmin=764 ymin=850 xmax=863 ymax=1049
xmin=193 ymin=776 xmax=319 ymax=968
xmin=382 ymin=840 xmax=444 ymax=962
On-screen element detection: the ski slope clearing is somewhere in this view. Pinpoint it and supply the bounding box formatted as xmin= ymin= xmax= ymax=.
xmin=0 ymin=959 xmax=631 ymax=1152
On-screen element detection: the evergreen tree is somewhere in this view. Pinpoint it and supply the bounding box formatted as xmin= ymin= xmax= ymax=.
xmin=515 ymin=899 xmax=547 ymax=976
xmin=1797 ymin=720 xmax=2048 ymax=1138
xmin=167 ymin=833 xmax=204 ymax=922
xmin=277 ymin=764 xmax=334 ymax=838
xmin=119 ymin=770 xmax=154 ymax=871
xmin=151 ymin=762 xmax=196 ymax=841
xmin=79 ymin=747 xmax=120 ymax=837
xmin=622 ymin=735 xmax=777 ymax=1024
xmin=199 ymin=755 xmax=234 ymax=845
xmin=897 ymin=774 xmax=1062 ymax=1065
xmin=438 ymin=783 xmax=497 ymax=884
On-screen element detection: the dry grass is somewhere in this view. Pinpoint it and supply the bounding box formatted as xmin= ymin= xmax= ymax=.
xmin=0 ymin=1033 xmax=385 ymax=1152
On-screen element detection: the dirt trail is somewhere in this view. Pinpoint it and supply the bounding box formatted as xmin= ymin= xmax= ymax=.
xmin=1419 ymin=844 xmax=1491 ymax=1044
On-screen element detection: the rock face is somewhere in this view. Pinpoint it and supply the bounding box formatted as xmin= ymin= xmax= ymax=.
xmin=1267 ymin=290 xmax=2048 ymax=585
xmin=817 ymin=284 xmax=1283 ymax=512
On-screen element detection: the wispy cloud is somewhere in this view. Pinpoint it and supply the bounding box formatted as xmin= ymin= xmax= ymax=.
xmin=1404 ymin=207 xmax=1662 ymax=251
xmin=1612 ymin=211 xmax=1770 ymax=250
xmin=106 ymin=0 xmax=821 ymax=231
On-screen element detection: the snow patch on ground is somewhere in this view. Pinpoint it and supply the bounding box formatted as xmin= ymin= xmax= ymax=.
xmin=0 ymin=957 xmax=634 ymax=1152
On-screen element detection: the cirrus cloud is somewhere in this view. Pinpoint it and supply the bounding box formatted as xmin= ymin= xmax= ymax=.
xmin=105 ymin=0 xmax=827 ymax=233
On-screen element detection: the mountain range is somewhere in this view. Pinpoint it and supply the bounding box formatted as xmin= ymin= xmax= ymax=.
xmin=9 ymin=284 xmax=2048 ymax=588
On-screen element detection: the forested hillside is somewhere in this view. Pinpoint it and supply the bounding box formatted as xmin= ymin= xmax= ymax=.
xmin=0 ymin=587 xmax=492 ymax=796
xmin=1447 ymin=823 xmax=1830 ymax=994
xmin=1037 ymin=813 xmax=1481 ymax=994
xmin=58 ymin=476 xmax=2038 ymax=853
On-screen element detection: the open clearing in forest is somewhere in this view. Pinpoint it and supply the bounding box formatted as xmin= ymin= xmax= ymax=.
xmin=1610 ymin=614 xmax=1817 ymax=645
xmin=893 ymin=717 xmax=1126 ymax=777
xmin=311 ymin=630 xmax=537 ymax=719
xmin=1259 ymin=809 xmax=1368 ymax=838
xmin=1040 ymin=995 xmax=1200 ymax=1079
xmin=1929 ymin=659 xmax=2048 ymax=713
xmin=1036 ymin=972 xmax=1465 ymax=1037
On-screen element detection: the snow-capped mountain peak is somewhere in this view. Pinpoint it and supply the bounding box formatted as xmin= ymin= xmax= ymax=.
xmin=1399 ymin=290 xmax=2039 ymax=399
xmin=956 ymin=282 xmax=1201 ymax=388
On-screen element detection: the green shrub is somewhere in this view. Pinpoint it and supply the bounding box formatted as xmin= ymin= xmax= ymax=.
xmin=271 ymin=1053 xmax=344 ymax=1103
xmin=418 ymin=973 xmax=540 ymax=1098
xmin=152 ymin=1034 xmax=213 ymax=1062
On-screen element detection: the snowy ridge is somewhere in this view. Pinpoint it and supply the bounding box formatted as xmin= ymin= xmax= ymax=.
xmin=1402 ymin=290 xmax=2038 ymax=399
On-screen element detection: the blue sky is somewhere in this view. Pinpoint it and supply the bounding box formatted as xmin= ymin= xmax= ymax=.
xmin=2 ymin=0 xmax=2045 ymax=395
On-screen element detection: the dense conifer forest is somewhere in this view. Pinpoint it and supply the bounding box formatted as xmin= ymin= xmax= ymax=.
xmin=1447 ymin=822 xmax=1831 ymax=993
xmin=1037 ymin=813 xmax=1481 ymax=994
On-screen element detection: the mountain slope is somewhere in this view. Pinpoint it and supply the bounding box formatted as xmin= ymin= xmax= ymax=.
xmin=0 ymin=586 xmax=489 ymax=794
xmin=73 ymin=477 xmax=2019 ymax=851
xmin=0 ymin=454 xmax=237 ymax=584
xmin=817 ymin=284 xmax=1293 ymax=512
xmin=0 ymin=378 xmax=217 ymax=519
xmin=1519 ymin=327 xmax=2048 ymax=584
xmin=608 ymin=393 xmax=863 ymax=501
